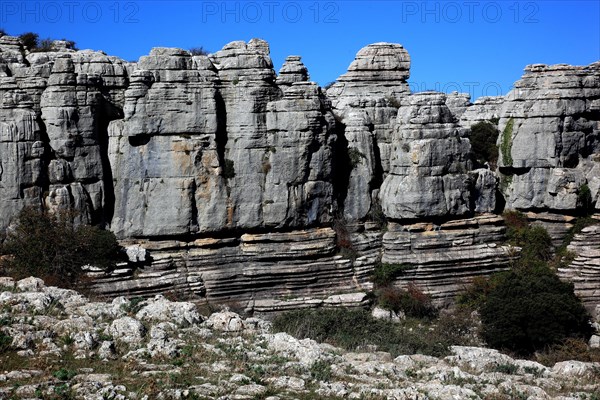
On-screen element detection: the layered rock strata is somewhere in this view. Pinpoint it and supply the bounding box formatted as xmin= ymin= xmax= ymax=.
xmin=0 ymin=34 xmax=599 ymax=309
xmin=559 ymin=217 xmax=600 ymax=310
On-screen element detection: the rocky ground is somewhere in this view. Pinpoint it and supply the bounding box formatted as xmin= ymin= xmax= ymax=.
xmin=0 ymin=276 xmax=599 ymax=400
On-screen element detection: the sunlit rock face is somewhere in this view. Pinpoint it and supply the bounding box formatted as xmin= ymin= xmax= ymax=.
xmin=326 ymin=43 xmax=411 ymax=221
xmin=380 ymin=92 xmax=474 ymax=220
xmin=498 ymin=63 xmax=600 ymax=212
xmin=0 ymin=34 xmax=599 ymax=310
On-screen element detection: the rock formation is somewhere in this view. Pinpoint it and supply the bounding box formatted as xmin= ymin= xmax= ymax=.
xmin=1 ymin=276 xmax=599 ymax=399
xmin=0 ymin=33 xmax=599 ymax=310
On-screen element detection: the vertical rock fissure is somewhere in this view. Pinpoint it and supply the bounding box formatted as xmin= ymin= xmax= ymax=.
xmin=96 ymin=98 xmax=122 ymax=227
xmin=35 ymin=115 xmax=51 ymax=209
xmin=214 ymin=91 xmax=229 ymax=183
xmin=332 ymin=119 xmax=350 ymax=215
xmin=368 ymin=125 xmax=384 ymax=219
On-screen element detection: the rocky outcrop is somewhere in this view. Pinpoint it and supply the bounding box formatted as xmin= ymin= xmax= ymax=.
xmin=0 ymin=277 xmax=598 ymax=399
xmin=559 ymin=218 xmax=600 ymax=310
xmin=498 ymin=63 xmax=600 ymax=212
xmin=380 ymin=92 xmax=477 ymax=219
xmin=88 ymin=227 xmax=372 ymax=311
xmin=381 ymin=215 xmax=513 ymax=304
xmin=276 ymin=55 xmax=309 ymax=86
xmin=0 ymin=37 xmax=128 ymax=228
xmin=0 ymin=35 xmax=599 ymax=310
xmin=459 ymin=96 xmax=504 ymax=128
xmin=327 ymin=43 xmax=411 ymax=220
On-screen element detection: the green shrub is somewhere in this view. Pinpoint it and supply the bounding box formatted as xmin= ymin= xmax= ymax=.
xmin=500 ymin=118 xmax=514 ymax=166
xmin=0 ymin=331 xmax=12 ymax=353
xmin=385 ymin=95 xmax=401 ymax=108
xmin=503 ymin=210 xmax=552 ymax=269
xmin=309 ymin=360 xmax=332 ymax=382
xmin=479 ymin=268 xmax=593 ymax=355
xmin=456 ymin=275 xmax=497 ymax=310
xmin=189 ymin=47 xmax=209 ymax=56
xmin=372 ymin=263 xmax=413 ymax=287
xmin=348 ymin=148 xmax=365 ymax=169
xmin=19 ymin=32 xmax=39 ymax=50
xmin=493 ymin=363 xmax=519 ymax=374
xmin=223 ymin=159 xmax=236 ymax=180
xmin=53 ymin=368 xmax=77 ymax=381
xmin=18 ymin=32 xmax=77 ymax=52
xmin=577 ymin=184 xmax=593 ymax=214
xmin=377 ymin=284 xmax=437 ymax=319
xmin=272 ymin=308 xmax=452 ymax=357
xmin=469 ymin=121 xmax=499 ymax=168
xmin=503 ymin=210 xmax=529 ymax=236
xmin=535 ymin=337 xmax=600 ymax=366
xmin=0 ymin=207 xmax=122 ymax=287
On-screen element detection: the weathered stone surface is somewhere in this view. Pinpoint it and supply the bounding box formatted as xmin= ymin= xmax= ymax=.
xmin=460 ymin=96 xmax=504 ymax=128
xmin=1 ymin=36 xmax=599 ymax=310
xmin=559 ymin=218 xmax=600 ymax=309
xmin=0 ymin=37 xmax=128 ymax=230
xmin=380 ymin=92 xmax=481 ymax=220
xmin=499 ymin=63 xmax=600 ymax=212
xmin=106 ymin=317 xmax=146 ymax=345
xmin=88 ymin=227 xmax=371 ymax=310
xmin=381 ymin=215 xmax=513 ymax=304
xmin=0 ymin=276 xmax=598 ymax=399
xmin=135 ymin=295 xmax=202 ymax=326
xmin=327 ymin=43 xmax=411 ymax=220
xmin=276 ymin=55 xmax=309 ymax=86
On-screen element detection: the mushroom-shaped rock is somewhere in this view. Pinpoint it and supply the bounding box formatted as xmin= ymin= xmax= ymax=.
xmin=277 ymin=56 xmax=309 ymax=86
xmin=327 ymin=42 xmax=411 ymax=103
xmin=340 ymin=42 xmax=410 ymax=82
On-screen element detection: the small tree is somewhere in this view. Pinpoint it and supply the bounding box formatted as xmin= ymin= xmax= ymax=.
xmin=19 ymin=32 xmax=39 ymax=50
xmin=189 ymin=47 xmax=209 ymax=56
xmin=480 ymin=268 xmax=593 ymax=355
xmin=503 ymin=210 xmax=553 ymax=270
xmin=0 ymin=207 xmax=122 ymax=287
xmin=470 ymin=121 xmax=499 ymax=168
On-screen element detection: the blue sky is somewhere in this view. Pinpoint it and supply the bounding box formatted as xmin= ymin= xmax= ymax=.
xmin=2 ymin=0 xmax=599 ymax=100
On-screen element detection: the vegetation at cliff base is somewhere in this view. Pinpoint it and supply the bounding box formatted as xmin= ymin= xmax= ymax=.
xmin=272 ymin=308 xmax=475 ymax=357
xmin=459 ymin=210 xmax=594 ymax=356
xmin=0 ymin=207 xmax=121 ymax=288
xmin=479 ymin=267 xmax=593 ymax=355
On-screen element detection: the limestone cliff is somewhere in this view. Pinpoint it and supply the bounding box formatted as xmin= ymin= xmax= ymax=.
xmin=0 ymin=33 xmax=599 ymax=310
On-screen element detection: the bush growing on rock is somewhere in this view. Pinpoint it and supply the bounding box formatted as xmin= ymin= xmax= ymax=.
xmin=0 ymin=207 xmax=122 ymax=287
xmin=377 ymin=284 xmax=437 ymax=319
xmin=503 ymin=210 xmax=553 ymax=269
xmin=459 ymin=212 xmax=593 ymax=356
xmin=479 ymin=268 xmax=593 ymax=355
xmin=372 ymin=263 xmax=413 ymax=286
xmin=469 ymin=121 xmax=499 ymax=168
xmin=272 ymin=308 xmax=471 ymax=357
xmin=189 ymin=46 xmax=209 ymax=56
xmin=18 ymin=31 xmax=77 ymax=52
